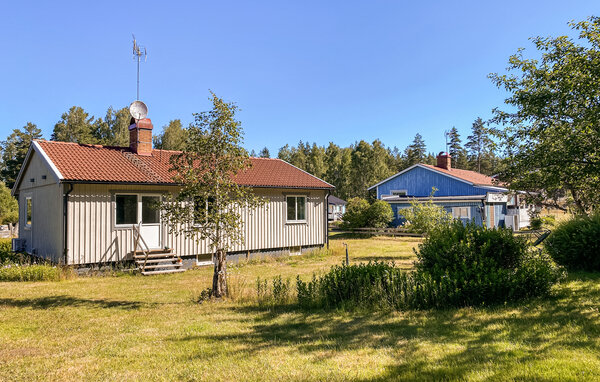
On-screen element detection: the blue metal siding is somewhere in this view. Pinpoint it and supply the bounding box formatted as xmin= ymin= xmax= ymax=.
xmin=391 ymin=201 xmax=484 ymax=227
xmin=377 ymin=166 xmax=494 ymax=198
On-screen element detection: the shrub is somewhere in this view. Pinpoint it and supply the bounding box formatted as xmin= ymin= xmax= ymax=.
xmin=340 ymin=197 xmax=370 ymax=228
xmin=545 ymin=214 xmax=600 ymax=271
xmin=0 ymin=264 xmax=63 ymax=282
xmin=364 ymin=200 xmax=394 ymax=228
xmin=341 ymin=198 xmax=393 ymax=229
xmin=415 ymin=221 xmax=564 ymax=306
xmin=296 ymin=261 xmax=476 ymax=311
xmin=399 ymin=197 xmax=452 ymax=234
xmin=530 ymin=215 xmax=556 ymax=230
xmin=0 ymin=238 xmax=20 ymax=264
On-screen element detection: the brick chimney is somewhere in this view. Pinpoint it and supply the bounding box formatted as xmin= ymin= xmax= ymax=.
xmin=436 ymin=152 xmax=451 ymax=170
xmin=129 ymin=118 xmax=153 ymax=156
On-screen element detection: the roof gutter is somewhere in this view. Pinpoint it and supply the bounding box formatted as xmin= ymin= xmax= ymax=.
xmin=63 ymin=183 xmax=74 ymax=265
xmin=56 ymin=179 xmax=334 ymax=190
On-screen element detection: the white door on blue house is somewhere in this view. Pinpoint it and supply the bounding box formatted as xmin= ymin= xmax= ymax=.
xmin=140 ymin=195 xmax=161 ymax=249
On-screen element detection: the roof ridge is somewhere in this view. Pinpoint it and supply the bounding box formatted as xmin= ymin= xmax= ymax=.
xmin=122 ymin=151 xmax=164 ymax=183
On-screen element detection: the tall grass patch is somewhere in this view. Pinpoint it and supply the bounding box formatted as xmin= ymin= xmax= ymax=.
xmin=0 ymin=263 xmax=66 ymax=282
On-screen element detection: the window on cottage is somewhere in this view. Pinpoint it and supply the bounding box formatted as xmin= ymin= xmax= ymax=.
xmin=286 ymin=196 xmax=306 ymax=222
xmin=391 ymin=190 xmax=408 ymax=197
xmin=193 ymin=196 xmax=215 ymax=224
xmin=452 ymin=207 xmax=471 ymax=219
xmin=142 ymin=196 xmax=160 ymax=224
xmin=116 ymin=195 xmax=138 ymax=225
xmin=25 ymin=197 xmax=32 ymax=228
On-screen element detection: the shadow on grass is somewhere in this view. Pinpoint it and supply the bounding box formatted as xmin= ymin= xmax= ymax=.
xmin=172 ymin=272 xmax=600 ymax=380
xmin=0 ymin=295 xmax=150 ymax=310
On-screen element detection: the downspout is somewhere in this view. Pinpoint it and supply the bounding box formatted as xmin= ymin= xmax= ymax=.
xmin=63 ymin=183 xmax=74 ymax=265
xmin=325 ymin=190 xmax=331 ymax=249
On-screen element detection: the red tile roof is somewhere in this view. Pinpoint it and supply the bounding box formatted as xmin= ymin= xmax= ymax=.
xmin=36 ymin=140 xmax=333 ymax=189
xmin=421 ymin=164 xmax=501 ymax=187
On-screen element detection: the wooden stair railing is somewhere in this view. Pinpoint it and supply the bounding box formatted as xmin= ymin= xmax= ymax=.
xmin=132 ymin=222 xmax=185 ymax=275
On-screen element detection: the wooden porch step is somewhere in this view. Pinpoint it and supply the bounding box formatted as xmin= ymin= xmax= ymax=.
xmin=135 ymin=258 xmax=180 ymax=265
xmin=141 ymin=269 xmax=186 ymax=276
xmin=140 ymin=263 xmax=183 ymax=270
xmin=133 ymin=252 xmax=177 ymax=260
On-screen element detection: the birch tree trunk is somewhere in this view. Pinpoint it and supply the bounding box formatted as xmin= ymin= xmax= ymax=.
xmin=212 ymin=248 xmax=228 ymax=298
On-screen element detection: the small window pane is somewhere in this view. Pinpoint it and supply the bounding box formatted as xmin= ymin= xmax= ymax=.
xmin=142 ymin=196 xmax=160 ymax=224
xmin=116 ymin=195 xmax=138 ymax=225
xmin=26 ymin=198 xmax=32 ymax=226
xmin=287 ymin=197 xmax=296 ymax=220
xmin=297 ymin=197 xmax=306 ymax=220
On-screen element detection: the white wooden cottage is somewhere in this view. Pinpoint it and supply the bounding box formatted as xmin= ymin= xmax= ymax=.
xmin=11 ymin=117 xmax=333 ymax=272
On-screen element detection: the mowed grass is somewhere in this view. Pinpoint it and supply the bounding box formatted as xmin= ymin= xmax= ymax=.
xmin=1 ymin=236 xmax=599 ymax=381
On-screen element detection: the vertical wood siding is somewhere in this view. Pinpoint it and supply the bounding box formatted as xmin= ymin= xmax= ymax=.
xmin=66 ymin=184 xmax=326 ymax=265
xmin=377 ymin=166 xmax=497 ymax=198
xmin=16 ymin=152 xmax=63 ymax=262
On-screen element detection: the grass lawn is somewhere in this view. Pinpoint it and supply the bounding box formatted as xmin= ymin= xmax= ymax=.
xmin=1 ymin=235 xmax=599 ymax=381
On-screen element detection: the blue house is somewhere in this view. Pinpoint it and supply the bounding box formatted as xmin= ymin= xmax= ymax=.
xmin=368 ymin=153 xmax=531 ymax=229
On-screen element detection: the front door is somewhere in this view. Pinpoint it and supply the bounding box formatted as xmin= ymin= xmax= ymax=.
xmin=140 ymin=195 xmax=161 ymax=249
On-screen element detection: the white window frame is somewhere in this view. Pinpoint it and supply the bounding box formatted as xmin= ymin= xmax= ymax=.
xmin=113 ymin=193 xmax=163 ymax=228
xmin=390 ymin=189 xmax=408 ymax=197
xmin=286 ymin=195 xmax=307 ymax=224
xmin=25 ymin=196 xmax=32 ymax=230
xmin=452 ymin=206 xmax=471 ymax=219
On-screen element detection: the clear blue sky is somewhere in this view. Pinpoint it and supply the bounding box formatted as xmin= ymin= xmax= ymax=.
xmin=1 ymin=1 xmax=598 ymax=155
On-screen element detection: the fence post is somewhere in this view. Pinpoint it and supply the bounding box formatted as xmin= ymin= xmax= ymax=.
xmin=343 ymin=242 xmax=349 ymax=266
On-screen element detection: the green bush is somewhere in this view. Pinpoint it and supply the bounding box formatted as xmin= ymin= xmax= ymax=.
xmin=0 ymin=264 xmax=62 ymax=282
xmin=341 ymin=198 xmax=393 ymax=229
xmin=546 ymin=214 xmax=600 ymax=271
xmin=415 ymin=221 xmax=564 ymax=306
xmin=296 ymin=262 xmax=442 ymax=310
xmin=399 ymin=193 xmax=452 ymax=235
xmin=364 ymin=200 xmax=394 ymax=228
xmin=0 ymin=238 xmax=20 ymax=264
xmin=530 ymin=215 xmax=556 ymax=230
xmin=340 ymin=197 xmax=370 ymax=228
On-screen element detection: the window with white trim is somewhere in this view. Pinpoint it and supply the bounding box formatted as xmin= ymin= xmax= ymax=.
xmin=115 ymin=194 xmax=138 ymax=225
xmin=452 ymin=207 xmax=471 ymax=219
xmin=391 ymin=190 xmax=408 ymax=197
xmin=25 ymin=197 xmax=32 ymax=228
xmin=286 ymin=196 xmax=306 ymax=222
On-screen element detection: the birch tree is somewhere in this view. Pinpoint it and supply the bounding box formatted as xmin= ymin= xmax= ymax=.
xmin=162 ymin=92 xmax=264 ymax=298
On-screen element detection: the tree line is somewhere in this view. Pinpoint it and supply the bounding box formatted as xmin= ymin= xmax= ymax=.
xmin=273 ymin=119 xmax=500 ymax=200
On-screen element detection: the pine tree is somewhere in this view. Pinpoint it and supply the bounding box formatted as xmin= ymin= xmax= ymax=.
xmin=258 ymin=147 xmax=270 ymax=158
xmin=1 ymin=122 xmax=43 ymax=188
xmin=405 ymin=133 xmax=426 ymax=166
xmin=447 ymin=127 xmax=468 ymax=169
xmin=51 ymin=106 xmax=94 ymax=143
xmin=466 ymin=117 xmax=494 ymax=174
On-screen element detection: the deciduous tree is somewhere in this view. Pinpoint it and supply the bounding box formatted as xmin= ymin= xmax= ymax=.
xmin=162 ymin=92 xmax=264 ymax=298
xmin=489 ymin=17 xmax=600 ymax=214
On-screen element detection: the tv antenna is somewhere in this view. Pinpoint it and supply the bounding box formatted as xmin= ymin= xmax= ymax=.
xmin=444 ymin=129 xmax=450 ymax=153
xmin=132 ymin=34 xmax=147 ymax=100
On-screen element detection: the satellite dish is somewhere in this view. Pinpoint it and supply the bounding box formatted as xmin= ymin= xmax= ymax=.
xmin=129 ymin=100 xmax=148 ymax=120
